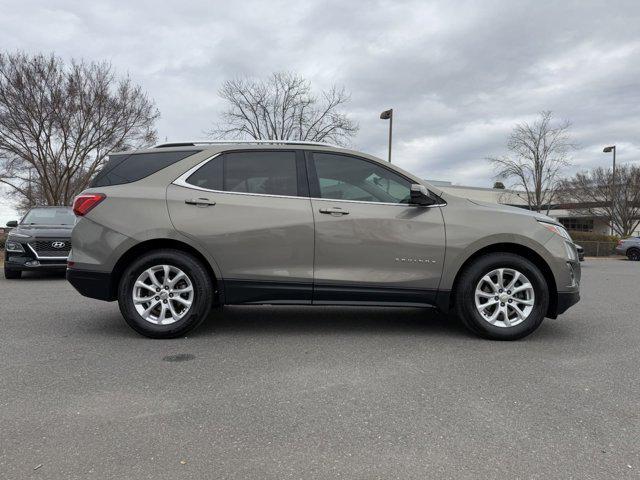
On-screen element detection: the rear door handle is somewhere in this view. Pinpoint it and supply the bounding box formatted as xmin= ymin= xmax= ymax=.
xmin=319 ymin=207 xmax=349 ymax=216
xmin=185 ymin=197 xmax=216 ymax=207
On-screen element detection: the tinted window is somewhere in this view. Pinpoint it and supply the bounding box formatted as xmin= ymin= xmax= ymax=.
xmin=185 ymin=156 xmax=223 ymax=190
xmin=185 ymin=151 xmax=299 ymax=196
xmin=313 ymin=153 xmax=411 ymax=203
xmin=224 ymin=151 xmax=298 ymax=196
xmin=91 ymin=150 xmax=200 ymax=187
xmin=22 ymin=208 xmax=75 ymax=225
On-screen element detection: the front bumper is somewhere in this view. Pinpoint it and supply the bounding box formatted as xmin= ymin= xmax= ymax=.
xmin=66 ymin=268 xmax=116 ymax=301
xmin=556 ymin=290 xmax=580 ymax=315
xmin=4 ymin=252 xmax=67 ymax=271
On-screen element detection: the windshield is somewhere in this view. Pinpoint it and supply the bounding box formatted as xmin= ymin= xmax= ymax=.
xmin=21 ymin=208 xmax=75 ymax=225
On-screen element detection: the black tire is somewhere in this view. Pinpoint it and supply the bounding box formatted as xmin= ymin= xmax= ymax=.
xmin=454 ymin=253 xmax=549 ymax=340
xmin=4 ymin=268 xmax=21 ymax=279
xmin=627 ymin=248 xmax=640 ymax=261
xmin=117 ymin=249 xmax=214 ymax=338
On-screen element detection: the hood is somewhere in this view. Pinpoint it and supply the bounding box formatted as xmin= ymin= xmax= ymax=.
xmin=466 ymin=199 xmax=560 ymax=225
xmin=10 ymin=224 xmax=74 ymax=238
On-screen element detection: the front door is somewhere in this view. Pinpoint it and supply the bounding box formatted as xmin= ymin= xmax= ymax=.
xmin=307 ymin=152 xmax=445 ymax=306
xmin=167 ymin=150 xmax=314 ymax=304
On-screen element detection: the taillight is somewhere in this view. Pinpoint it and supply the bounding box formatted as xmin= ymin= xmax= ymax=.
xmin=73 ymin=193 xmax=106 ymax=216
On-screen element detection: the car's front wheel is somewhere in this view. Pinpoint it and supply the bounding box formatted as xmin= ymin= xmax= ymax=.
xmin=454 ymin=253 xmax=549 ymax=340
xmin=627 ymin=248 xmax=640 ymax=261
xmin=117 ymin=249 xmax=214 ymax=338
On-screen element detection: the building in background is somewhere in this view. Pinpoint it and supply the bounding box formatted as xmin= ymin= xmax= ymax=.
xmin=427 ymin=180 xmax=622 ymax=236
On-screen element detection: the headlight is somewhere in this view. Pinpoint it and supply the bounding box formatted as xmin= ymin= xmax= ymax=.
xmin=8 ymin=232 xmax=30 ymax=238
xmin=5 ymin=241 xmax=25 ymax=253
xmin=538 ymin=220 xmax=572 ymax=241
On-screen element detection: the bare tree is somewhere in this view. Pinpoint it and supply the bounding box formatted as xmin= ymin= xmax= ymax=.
xmin=488 ymin=111 xmax=574 ymax=212
xmin=0 ymin=52 xmax=159 ymax=208
xmin=210 ymin=72 xmax=358 ymax=146
xmin=558 ymin=165 xmax=640 ymax=237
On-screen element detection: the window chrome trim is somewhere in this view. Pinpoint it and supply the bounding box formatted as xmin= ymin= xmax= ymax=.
xmin=172 ymin=152 xmax=223 ymax=187
xmin=171 ymin=152 xmax=447 ymax=208
xmin=172 ymin=152 xmax=307 ymax=201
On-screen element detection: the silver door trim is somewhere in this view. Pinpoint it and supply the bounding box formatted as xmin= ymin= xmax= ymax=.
xmin=172 ymin=153 xmax=446 ymax=208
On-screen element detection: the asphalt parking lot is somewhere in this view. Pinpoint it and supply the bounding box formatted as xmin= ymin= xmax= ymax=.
xmin=1 ymin=259 xmax=639 ymax=479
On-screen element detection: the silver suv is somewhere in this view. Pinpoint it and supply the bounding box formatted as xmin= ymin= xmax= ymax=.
xmin=615 ymin=237 xmax=640 ymax=261
xmin=67 ymin=141 xmax=580 ymax=340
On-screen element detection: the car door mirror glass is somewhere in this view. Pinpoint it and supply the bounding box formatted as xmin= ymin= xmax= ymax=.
xmin=410 ymin=184 xmax=435 ymax=206
xmin=6 ymin=220 xmax=18 ymax=228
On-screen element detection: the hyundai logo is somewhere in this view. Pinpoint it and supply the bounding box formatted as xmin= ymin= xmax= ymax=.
xmin=51 ymin=241 xmax=66 ymax=249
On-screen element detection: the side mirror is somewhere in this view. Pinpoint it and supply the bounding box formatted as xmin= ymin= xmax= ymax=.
xmin=6 ymin=220 xmax=18 ymax=228
xmin=410 ymin=184 xmax=435 ymax=206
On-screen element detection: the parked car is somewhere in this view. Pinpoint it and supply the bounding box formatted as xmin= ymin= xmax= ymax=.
xmin=616 ymin=237 xmax=640 ymax=261
xmin=4 ymin=206 xmax=75 ymax=279
xmin=67 ymin=141 xmax=581 ymax=340
xmin=575 ymin=244 xmax=584 ymax=262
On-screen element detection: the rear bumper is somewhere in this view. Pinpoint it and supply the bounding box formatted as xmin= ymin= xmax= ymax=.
xmin=615 ymin=247 xmax=626 ymax=255
xmin=66 ymin=268 xmax=116 ymax=301
xmin=556 ymin=290 xmax=580 ymax=316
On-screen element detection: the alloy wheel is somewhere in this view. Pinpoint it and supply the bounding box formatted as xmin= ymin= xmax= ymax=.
xmin=132 ymin=265 xmax=194 ymax=325
xmin=474 ymin=268 xmax=535 ymax=328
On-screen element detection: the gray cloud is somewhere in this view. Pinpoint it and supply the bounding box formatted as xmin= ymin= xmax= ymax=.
xmin=1 ymin=0 xmax=640 ymax=221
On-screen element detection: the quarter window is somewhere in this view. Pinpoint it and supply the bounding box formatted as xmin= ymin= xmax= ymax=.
xmin=313 ymin=153 xmax=411 ymax=203
xmin=185 ymin=156 xmax=223 ymax=191
xmin=91 ymin=150 xmax=200 ymax=187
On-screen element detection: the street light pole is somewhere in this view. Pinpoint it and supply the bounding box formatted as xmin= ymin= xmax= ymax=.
xmin=603 ymin=145 xmax=616 ymax=235
xmin=380 ymin=109 xmax=393 ymax=162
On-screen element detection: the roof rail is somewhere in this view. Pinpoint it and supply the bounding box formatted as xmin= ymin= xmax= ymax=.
xmin=154 ymin=140 xmax=339 ymax=149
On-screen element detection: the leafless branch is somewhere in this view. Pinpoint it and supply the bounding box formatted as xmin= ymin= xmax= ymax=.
xmin=0 ymin=52 xmax=159 ymax=210
xmin=209 ymin=72 xmax=358 ymax=146
xmin=487 ymin=111 xmax=574 ymax=212
xmin=558 ymin=165 xmax=640 ymax=237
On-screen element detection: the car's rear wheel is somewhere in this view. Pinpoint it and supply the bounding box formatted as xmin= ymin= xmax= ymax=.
xmin=117 ymin=249 xmax=214 ymax=338
xmin=4 ymin=268 xmax=21 ymax=279
xmin=627 ymin=248 xmax=640 ymax=261
xmin=454 ymin=253 xmax=549 ymax=340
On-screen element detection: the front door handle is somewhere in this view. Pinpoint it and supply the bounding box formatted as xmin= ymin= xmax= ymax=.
xmin=185 ymin=197 xmax=216 ymax=207
xmin=319 ymin=207 xmax=349 ymax=216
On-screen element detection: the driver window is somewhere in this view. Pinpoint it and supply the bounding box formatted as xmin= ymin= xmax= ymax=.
xmin=313 ymin=153 xmax=411 ymax=203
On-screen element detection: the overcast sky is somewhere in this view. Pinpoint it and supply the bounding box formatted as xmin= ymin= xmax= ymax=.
xmin=1 ymin=0 xmax=640 ymax=222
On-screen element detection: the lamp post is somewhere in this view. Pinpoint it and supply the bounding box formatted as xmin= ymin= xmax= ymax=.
xmin=380 ymin=109 xmax=393 ymax=162
xmin=603 ymin=145 xmax=616 ymax=235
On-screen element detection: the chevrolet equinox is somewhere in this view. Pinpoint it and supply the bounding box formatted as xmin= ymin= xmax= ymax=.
xmin=67 ymin=141 xmax=580 ymax=340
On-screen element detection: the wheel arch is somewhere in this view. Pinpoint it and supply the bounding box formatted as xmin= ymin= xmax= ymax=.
xmin=110 ymin=238 xmax=221 ymax=303
xmin=444 ymin=242 xmax=558 ymax=318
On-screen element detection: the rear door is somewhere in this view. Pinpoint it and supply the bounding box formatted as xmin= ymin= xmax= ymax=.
xmin=307 ymin=152 xmax=446 ymax=306
xmin=167 ymin=150 xmax=314 ymax=304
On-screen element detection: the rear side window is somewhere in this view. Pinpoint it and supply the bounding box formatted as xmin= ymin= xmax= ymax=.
xmin=185 ymin=156 xmax=223 ymax=191
xmin=91 ymin=150 xmax=200 ymax=187
xmin=186 ymin=151 xmax=299 ymax=196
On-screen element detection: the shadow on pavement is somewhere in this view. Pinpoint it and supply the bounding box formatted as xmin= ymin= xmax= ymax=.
xmin=83 ymin=304 xmax=475 ymax=340
xmin=8 ymin=270 xmax=67 ymax=280
xmin=195 ymin=305 xmax=471 ymax=338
